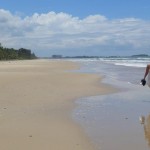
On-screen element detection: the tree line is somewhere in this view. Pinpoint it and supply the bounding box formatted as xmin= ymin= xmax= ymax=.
xmin=0 ymin=43 xmax=37 ymax=60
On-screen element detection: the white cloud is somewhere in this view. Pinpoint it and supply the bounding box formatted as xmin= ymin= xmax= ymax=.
xmin=0 ymin=9 xmax=150 ymax=56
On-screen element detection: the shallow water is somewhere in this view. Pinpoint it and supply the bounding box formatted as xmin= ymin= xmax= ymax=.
xmin=71 ymin=59 xmax=150 ymax=150
xmin=73 ymin=88 xmax=150 ymax=150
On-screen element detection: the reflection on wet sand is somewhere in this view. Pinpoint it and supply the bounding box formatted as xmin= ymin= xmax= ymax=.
xmin=140 ymin=114 xmax=150 ymax=147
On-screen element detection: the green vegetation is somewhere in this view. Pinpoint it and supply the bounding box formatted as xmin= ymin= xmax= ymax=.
xmin=0 ymin=43 xmax=36 ymax=60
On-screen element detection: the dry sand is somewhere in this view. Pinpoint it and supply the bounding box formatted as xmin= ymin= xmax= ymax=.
xmin=0 ymin=59 xmax=116 ymax=150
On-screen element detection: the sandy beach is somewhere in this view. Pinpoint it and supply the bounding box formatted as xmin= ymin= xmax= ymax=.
xmin=0 ymin=59 xmax=116 ymax=150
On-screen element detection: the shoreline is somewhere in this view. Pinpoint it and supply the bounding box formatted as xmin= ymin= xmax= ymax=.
xmin=0 ymin=59 xmax=117 ymax=150
xmin=72 ymin=59 xmax=150 ymax=150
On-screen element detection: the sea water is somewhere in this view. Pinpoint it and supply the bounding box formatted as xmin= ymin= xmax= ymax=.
xmin=69 ymin=57 xmax=150 ymax=150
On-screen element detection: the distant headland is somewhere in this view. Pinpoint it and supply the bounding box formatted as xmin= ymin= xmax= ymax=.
xmin=131 ymin=54 xmax=149 ymax=57
xmin=47 ymin=54 xmax=150 ymax=59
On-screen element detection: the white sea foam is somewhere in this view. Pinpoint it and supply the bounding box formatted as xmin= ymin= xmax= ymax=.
xmin=98 ymin=57 xmax=150 ymax=68
xmin=68 ymin=57 xmax=150 ymax=68
xmin=68 ymin=57 xmax=148 ymax=85
xmin=114 ymin=63 xmax=146 ymax=67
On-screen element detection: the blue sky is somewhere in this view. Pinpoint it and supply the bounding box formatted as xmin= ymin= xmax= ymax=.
xmin=0 ymin=0 xmax=150 ymax=56
xmin=1 ymin=0 xmax=150 ymax=19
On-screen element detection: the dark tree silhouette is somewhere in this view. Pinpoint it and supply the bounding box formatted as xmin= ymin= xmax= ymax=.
xmin=0 ymin=43 xmax=37 ymax=60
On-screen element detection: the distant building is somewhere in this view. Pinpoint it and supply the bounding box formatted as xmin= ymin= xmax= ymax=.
xmin=52 ymin=55 xmax=62 ymax=58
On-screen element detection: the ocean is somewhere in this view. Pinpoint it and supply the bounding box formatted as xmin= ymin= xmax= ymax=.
xmin=68 ymin=57 xmax=150 ymax=150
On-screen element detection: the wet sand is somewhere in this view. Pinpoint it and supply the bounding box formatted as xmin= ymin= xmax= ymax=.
xmin=0 ymin=59 xmax=116 ymax=150
xmin=73 ymin=80 xmax=150 ymax=150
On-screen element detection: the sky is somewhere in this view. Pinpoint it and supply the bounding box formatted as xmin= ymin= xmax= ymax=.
xmin=0 ymin=0 xmax=150 ymax=56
